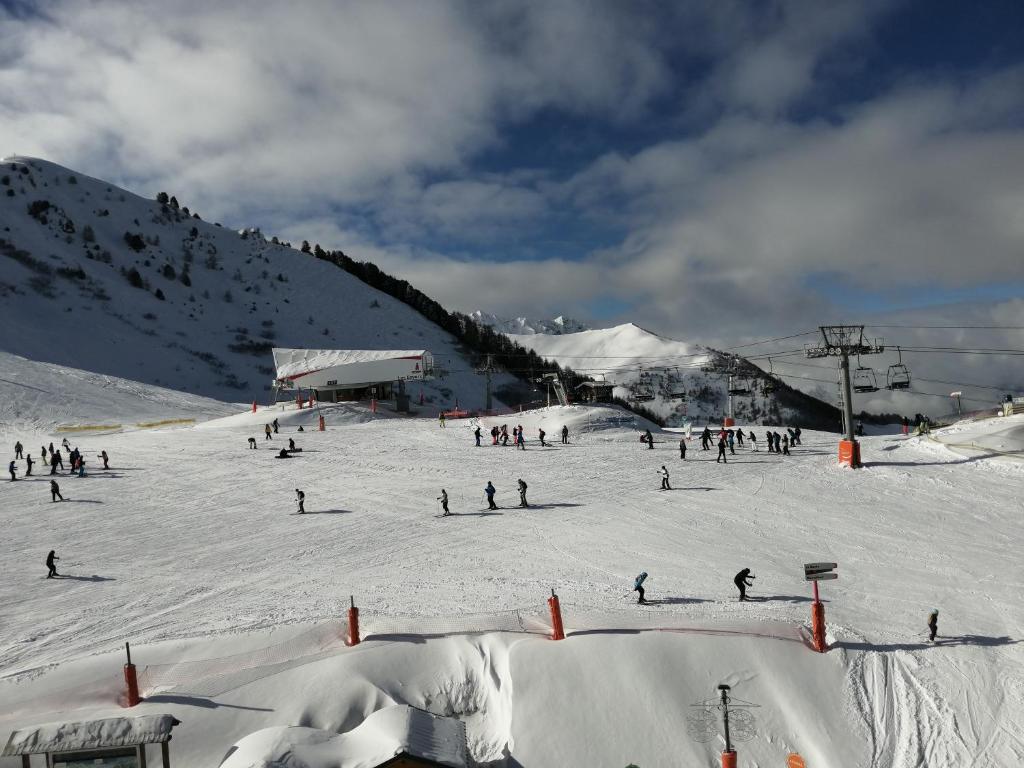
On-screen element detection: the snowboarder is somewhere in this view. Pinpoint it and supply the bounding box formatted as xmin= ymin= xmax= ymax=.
xmin=25 ymin=454 xmax=33 ymax=476
xmin=295 ymin=489 xmax=305 ymax=514
xmin=659 ymin=465 xmax=671 ymax=490
xmin=474 ymin=426 xmax=482 ymax=447
xmin=8 ymin=460 xmax=16 ymax=481
xmin=272 ymin=418 xmax=279 ymax=434
xmin=679 ymin=437 xmax=687 ymax=460
xmin=517 ymin=478 xmax=529 ymax=507
xmin=634 ymin=572 xmax=648 ymax=604
xmin=644 ymin=429 xmax=654 ymax=449
xmin=248 ymin=437 xmax=257 ymax=449
xmin=485 ymin=481 xmax=498 ymax=510
xmin=14 ymin=441 xmax=23 ymax=459
xmin=716 ymin=436 xmax=728 ymax=464
xmin=264 ymin=424 xmax=272 ymax=441
xmin=438 ymin=488 xmax=450 ymax=516
xmin=50 ymin=479 xmax=62 ymax=502
xmin=538 ymin=428 xmax=547 ymax=447
xmin=561 ymin=425 xmax=569 ymax=444
xmin=734 ymin=568 xmax=755 ymax=601
xmin=46 ymin=550 xmax=60 ymax=579
xmin=928 ymin=609 xmax=938 ymax=642
xmin=100 ymin=450 xmax=109 ymax=470
xmin=439 ymin=412 xmax=446 ymax=428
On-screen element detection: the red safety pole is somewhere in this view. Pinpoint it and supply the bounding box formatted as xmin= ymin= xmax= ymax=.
xmin=548 ymin=589 xmax=565 ymax=640
xmin=811 ymin=581 xmax=827 ymax=653
xmin=347 ymin=596 xmax=360 ymax=646
xmin=251 ymin=401 xmax=257 ymax=413
xmin=318 ymin=414 xmax=325 ymax=432
xmin=123 ymin=642 xmax=141 ymax=707
xmin=720 ymin=750 xmax=737 ymax=768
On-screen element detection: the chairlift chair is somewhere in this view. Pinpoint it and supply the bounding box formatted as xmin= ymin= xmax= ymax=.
xmin=727 ymin=376 xmax=751 ymax=396
xmin=632 ymin=383 xmax=656 ymax=402
xmin=852 ymin=360 xmax=879 ymax=394
xmin=762 ymin=358 xmax=778 ymax=394
xmin=886 ymin=347 xmax=912 ymax=390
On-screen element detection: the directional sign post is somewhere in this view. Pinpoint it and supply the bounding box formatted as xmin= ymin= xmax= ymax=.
xmin=804 ymin=562 xmax=838 ymax=653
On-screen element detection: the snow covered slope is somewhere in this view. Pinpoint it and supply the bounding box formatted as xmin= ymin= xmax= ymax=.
xmin=0 ymin=157 xmax=512 ymax=408
xmin=468 ymin=310 xmax=589 ymax=335
xmin=2 ymin=395 xmax=1022 ymax=766
xmin=509 ymin=323 xmax=838 ymax=428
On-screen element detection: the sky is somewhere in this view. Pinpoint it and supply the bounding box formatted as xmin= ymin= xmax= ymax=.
xmin=1 ymin=0 xmax=1023 ymax=414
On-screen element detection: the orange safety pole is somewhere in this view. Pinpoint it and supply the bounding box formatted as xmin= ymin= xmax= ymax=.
xmin=347 ymin=596 xmax=360 ymax=646
xmin=251 ymin=401 xmax=257 ymax=413
xmin=123 ymin=642 xmax=141 ymax=707
xmin=721 ymin=750 xmax=737 ymax=768
xmin=548 ymin=589 xmax=565 ymax=641
xmin=318 ymin=414 xmax=325 ymax=432
xmin=811 ymin=580 xmax=827 ymax=652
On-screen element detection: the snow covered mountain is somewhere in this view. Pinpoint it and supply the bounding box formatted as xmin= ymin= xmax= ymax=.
xmin=508 ymin=323 xmax=840 ymax=429
xmin=0 ymin=157 xmax=514 ymax=409
xmin=468 ymin=310 xmax=589 ymax=335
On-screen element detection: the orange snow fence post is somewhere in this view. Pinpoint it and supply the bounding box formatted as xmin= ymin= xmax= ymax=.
xmin=347 ymin=596 xmax=360 ymax=646
xmin=251 ymin=401 xmax=257 ymax=413
xmin=723 ymin=417 xmax=735 ymax=427
xmin=721 ymin=750 xmax=737 ymax=768
xmin=838 ymin=439 xmax=861 ymax=468
xmin=122 ymin=642 xmax=141 ymax=707
xmin=318 ymin=414 xmax=325 ymax=431
xmin=812 ymin=601 xmax=827 ymax=653
xmin=788 ymin=754 xmax=806 ymax=768
xmin=548 ymin=589 xmax=565 ymax=640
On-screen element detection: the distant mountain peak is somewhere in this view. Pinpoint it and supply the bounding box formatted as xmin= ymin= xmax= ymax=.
xmin=469 ymin=310 xmax=589 ymax=335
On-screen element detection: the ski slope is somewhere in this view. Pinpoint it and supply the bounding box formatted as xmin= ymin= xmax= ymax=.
xmin=1 ymin=388 xmax=1023 ymax=766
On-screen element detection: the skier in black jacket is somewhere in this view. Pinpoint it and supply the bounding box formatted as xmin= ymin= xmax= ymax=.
xmin=517 ymin=478 xmax=529 ymax=508
xmin=716 ymin=436 xmax=728 ymax=463
xmin=46 ymin=550 xmax=60 ymax=578
xmin=734 ymin=568 xmax=755 ymax=601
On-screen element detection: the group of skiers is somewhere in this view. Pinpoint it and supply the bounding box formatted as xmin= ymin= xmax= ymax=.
xmin=633 ymin=569 xmax=754 ymax=604
xmin=478 ymin=478 xmax=530 ymax=511
xmin=473 ymin=423 xmax=569 ymax=450
xmin=9 ymin=440 xmax=108 ymax=483
xmin=694 ymin=425 xmax=801 ymax=461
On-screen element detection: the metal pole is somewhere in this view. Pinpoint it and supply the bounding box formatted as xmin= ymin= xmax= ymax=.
xmin=485 ymin=356 xmax=493 ymax=412
xmin=839 ymin=351 xmax=855 ymax=443
xmin=720 ymin=687 xmax=732 ymax=752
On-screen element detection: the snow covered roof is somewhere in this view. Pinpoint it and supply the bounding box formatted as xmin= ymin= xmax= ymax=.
xmin=2 ymin=715 xmax=180 ymax=755
xmin=219 ymin=705 xmax=467 ymax=768
xmin=272 ymin=348 xmax=428 ymax=381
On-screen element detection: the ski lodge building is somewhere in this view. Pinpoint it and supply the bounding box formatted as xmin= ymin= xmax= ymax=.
xmin=271 ymin=348 xmax=434 ymax=411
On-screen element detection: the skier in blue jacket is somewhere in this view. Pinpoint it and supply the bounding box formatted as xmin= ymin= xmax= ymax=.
xmin=485 ymin=481 xmax=497 ymax=510
xmin=634 ymin=572 xmax=648 ymax=604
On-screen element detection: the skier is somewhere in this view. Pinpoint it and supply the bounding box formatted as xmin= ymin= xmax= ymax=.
xmin=727 ymin=430 xmax=736 ymax=455
xmin=516 ymin=428 xmax=526 ymax=450
xmin=272 ymin=418 xmax=280 ymax=434
xmin=491 ymin=426 xmax=499 ymax=445
xmin=8 ymin=460 xmax=17 ymax=481
xmin=41 ymin=445 xmax=48 ymax=464
xmin=46 ymin=550 xmax=60 ymax=579
xmin=701 ymin=426 xmax=712 ymax=451
xmin=264 ymin=424 xmax=272 ymax=441
xmin=634 ymin=572 xmax=648 ymax=604
xmin=716 ymin=436 xmax=728 ymax=464
xmin=749 ymin=431 xmax=758 ymax=452
xmin=927 ymin=609 xmax=938 ymax=642
xmin=736 ymin=430 xmax=744 ymax=448
xmin=61 ymin=438 xmax=70 ymax=451
xmin=774 ymin=431 xmax=783 ymax=453
xmin=561 ymin=425 xmax=569 ymax=444
xmin=100 ymin=450 xmax=109 ymax=470
xmin=782 ymin=434 xmax=791 ymax=455
xmin=438 ymin=488 xmax=450 ymax=516
xmin=439 ymin=412 xmax=446 ymax=429
xmin=501 ymin=425 xmax=509 ymax=446
xmin=248 ymin=437 xmax=257 ymax=449
xmin=474 ymin=426 xmax=482 ymax=447
xmin=14 ymin=441 xmax=23 ymax=459
xmin=679 ymin=437 xmax=687 ymax=460
xmin=485 ymin=481 xmax=498 ymax=510
xmin=77 ymin=458 xmax=86 ymax=477
xmin=794 ymin=427 xmax=802 ymax=446
xmin=902 ymin=416 xmax=910 ymax=436
xmin=50 ymin=479 xmax=63 ymax=502
xmin=517 ymin=478 xmax=529 ymax=507
xmin=49 ymin=452 xmax=59 ymax=475
xmin=288 ymin=438 xmax=298 ymax=452
xmin=538 ymin=428 xmax=547 ymax=447
xmin=734 ymin=568 xmax=755 ymax=601
xmin=659 ymin=465 xmax=671 ymax=490
xmin=25 ymin=454 xmax=33 ymax=476
xmin=644 ymin=429 xmax=654 ymax=449
xmin=295 ymin=489 xmax=305 ymax=514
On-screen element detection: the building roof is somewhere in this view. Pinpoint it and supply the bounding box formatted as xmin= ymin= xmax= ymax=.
xmin=272 ymin=348 xmax=428 ymax=382
xmin=576 ymin=381 xmax=614 ymax=389
xmin=3 ymin=715 xmax=180 ymax=756
xmin=219 ymin=706 xmax=467 ymax=768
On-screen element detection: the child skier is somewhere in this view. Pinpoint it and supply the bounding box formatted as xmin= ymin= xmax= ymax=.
xmin=659 ymin=465 xmax=671 ymax=490
xmin=295 ymin=489 xmax=305 ymax=514
xmin=716 ymin=436 xmax=728 ymax=463
xmin=474 ymin=426 xmax=482 ymax=447
xmin=100 ymin=450 xmax=109 ymax=470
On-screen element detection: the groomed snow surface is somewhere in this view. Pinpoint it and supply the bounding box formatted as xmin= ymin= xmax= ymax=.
xmin=2 ymin=391 xmax=1023 ymax=766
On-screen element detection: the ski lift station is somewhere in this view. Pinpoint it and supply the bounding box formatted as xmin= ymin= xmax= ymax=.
xmin=271 ymin=348 xmax=434 ymax=410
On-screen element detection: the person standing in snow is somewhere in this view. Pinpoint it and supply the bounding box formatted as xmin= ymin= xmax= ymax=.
xmin=749 ymin=431 xmax=758 ymax=452
xmin=474 ymin=426 xmax=482 ymax=447
xmin=716 ymin=436 xmax=728 ymax=464
xmin=100 ymin=450 xmax=109 ymax=470
xmin=561 ymin=425 xmax=569 ymax=444
xmin=248 ymin=437 xmax=257 ymax=449
xmin=634 ymin=572 xmax=648 ymax=604
xmin=41 ymin=445 xmax=48 ymax=464
xmin=295 ymin=489 xmax=305 ymax=514
xmin=272 ymin=418 xmax=280 ymax=434
xmin=734 ymin=568 xmax=755 ymax=601
xmin=659 ymin=465 xmax=671 ymax=490
xmin=644 ymin=429 xmax=654 ymax=449
xmin=928 ymin=609 xmax=938 ymax=642
xmin=264 ymin=424 xmax=272 ymax=441
xmin=62 ymin=438 xmax=70 ymax=451
xmin=50 ymin=453 xmax=59 ymax=475
xmin=736 ymin=430 xmax=744 ymax=448
xmin=14 ymin=441 xmax=23 ymax=459
xmin=46 ymin=550 xmax=60 ymax=579
xmin=701 ymin=427 xmax=712 ymax=451
xmin=517 ymin=429 xmax=526 ymax=450
xmin=501 ymin=425 xmax=509 ymax=446
xmin=782 ymin=434 xmax=791 ymax=455
xmin=794 ymin=426 xmax=802 ymax=445
xmin=77 ymin=458 xmax=86 ymax=477
xmin=8 ymin=460 xmax=16 ymax=481
xmin=538 ymin=428 xmax=547 ymax=447
xmin=50 ymin=479 xmax=63 ymax=502
xmin=439 ymin=412 xmax=446 ymax=429
xmin=727 ymin=430 xmax=736 ymax=455
xmin=517 ymin=478 xmax=529 ymax=507
xmin=438 ymin=488 xmax=450 ymax=516
xmin=25 ymin=453 xmax=33 ymax=477
xmin=679 ymin=437 xmax=687 ymax=460
xmin=485 ymin=481 xmax=498 ymax=510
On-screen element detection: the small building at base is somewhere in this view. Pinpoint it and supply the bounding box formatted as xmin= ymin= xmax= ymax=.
xmin=3 ymin=714 xmax=180 ymax=768
xmin=575 ymin=381 xmax=614 ymax=404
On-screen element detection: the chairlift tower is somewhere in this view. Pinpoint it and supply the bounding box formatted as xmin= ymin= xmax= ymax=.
xmin=476 ymin=354 xmax=496 ymax=412
xmin=805 ymin=326 xmax=884 ymax=468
